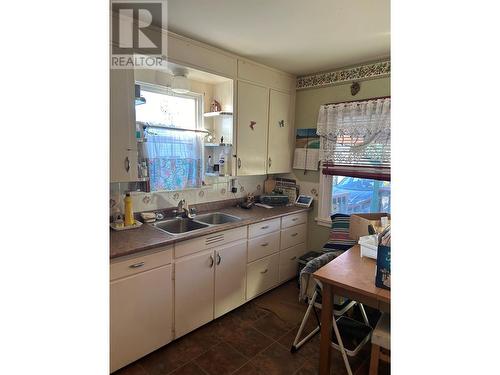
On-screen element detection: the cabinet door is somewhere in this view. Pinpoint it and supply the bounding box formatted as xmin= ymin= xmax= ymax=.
xmin=110 ymin=264 xmax=173 ymax=373
xmin=236 ymin=81 xmax=269 ymax=176
xmin=246 ymin=253 xmax=279 ymax=300
xmin=174 ymin=249 xmax=215 ymax=338
xmin=214 ymin=240 xmax=247 ymax=318
xmin=279 ymin=242 xmax=307 ymax=283
xmin=110 ymin=69 xmax=138 ymax=182
xmin=267 ymin=90 xmax=292 ymax=174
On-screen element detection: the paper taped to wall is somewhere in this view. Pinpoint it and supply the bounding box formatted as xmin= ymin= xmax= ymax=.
xmin=293 ymin=148 xmax=319 ymax=171
xmin=293 ymin=128 xmax=319 ymax=171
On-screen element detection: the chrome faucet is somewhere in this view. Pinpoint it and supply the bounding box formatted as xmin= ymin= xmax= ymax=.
xmin=176 ymin=199 xmax=196 ymax=219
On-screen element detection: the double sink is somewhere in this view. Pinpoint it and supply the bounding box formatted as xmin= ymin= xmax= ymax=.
xmin=151 ymin=212 xmax=242 ymax=236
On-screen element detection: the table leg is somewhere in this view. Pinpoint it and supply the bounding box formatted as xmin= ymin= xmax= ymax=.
xmin=319 ymin=283 xmax=333 ymax=375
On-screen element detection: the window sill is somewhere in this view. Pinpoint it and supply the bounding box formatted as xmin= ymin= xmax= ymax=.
xmin=314 ymin=217 xmax=332 ymax=228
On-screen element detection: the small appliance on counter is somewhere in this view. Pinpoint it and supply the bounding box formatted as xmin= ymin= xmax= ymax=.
xmin=295 ymin=194 xmax=313 ymax=208
xmin=259 ymin=194 xmax=289 ymax=207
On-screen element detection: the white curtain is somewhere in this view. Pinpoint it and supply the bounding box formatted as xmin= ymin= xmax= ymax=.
xmin=316 ymin=98 xmax=390 ymax=166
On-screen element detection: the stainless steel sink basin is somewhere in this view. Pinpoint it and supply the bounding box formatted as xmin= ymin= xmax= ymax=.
xmin=152 ymin=217 xmax=209 ymax=235
xmin=194 ymin=212 xmax=242 ymax=225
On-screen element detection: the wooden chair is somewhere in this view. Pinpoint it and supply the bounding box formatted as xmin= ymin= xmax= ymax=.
xmin=369 ymin=312 xmax=390 ymax=375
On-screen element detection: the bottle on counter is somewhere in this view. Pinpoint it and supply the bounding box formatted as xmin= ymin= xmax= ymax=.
xmin=124 ymin=192 xmax=135 ymax=226
xmin=218 ymin=150 xmax=226 ymax=176
xmin=140 ymin=161 xmax=148 ymax=178
xmin=206 ymin=155 xmax=213 ymax=173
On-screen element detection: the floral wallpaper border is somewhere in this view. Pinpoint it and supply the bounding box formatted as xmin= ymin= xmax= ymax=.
xmin=296 ymin=60 xmax=391 ymax=90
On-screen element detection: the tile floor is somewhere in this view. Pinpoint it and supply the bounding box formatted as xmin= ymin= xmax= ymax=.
xmin=114 ymin=280 xmax=390 ymax=375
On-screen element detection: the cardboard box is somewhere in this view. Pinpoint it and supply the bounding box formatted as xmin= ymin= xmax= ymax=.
xmin=349 ymin=213 xmax=391 ymax=241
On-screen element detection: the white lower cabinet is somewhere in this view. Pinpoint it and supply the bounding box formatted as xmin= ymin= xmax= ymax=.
xmin=110 ymin=264 xmax=173 ymax=373
xmin=279 ymin=242 xmax=307 ymax=283
xmin=175 ymin=238 xmax=248 ymax=336
xmin=214 ymin=240 xmax=247 ymax=318
xmin=174 ymin=249 xmax=215 ymax=338
xmin=109 ymin=211 xmax=310 ymax=371
xmin=246 ymin=253 xmax=280 ymax=300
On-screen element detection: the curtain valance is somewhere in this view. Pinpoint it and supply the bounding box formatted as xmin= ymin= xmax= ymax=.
xmin=317 ymin=98 xmax=390 ymax=180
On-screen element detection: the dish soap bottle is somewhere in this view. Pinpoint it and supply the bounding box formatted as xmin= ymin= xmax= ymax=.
xmin=124 ymin=192 xmax=135 ymax=226
xmin=218 ymin=149 xmax=226 ymax=176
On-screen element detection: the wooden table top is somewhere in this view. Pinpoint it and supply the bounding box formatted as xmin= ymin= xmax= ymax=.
xmin=313 ymin=245 xmax=390 ymax=304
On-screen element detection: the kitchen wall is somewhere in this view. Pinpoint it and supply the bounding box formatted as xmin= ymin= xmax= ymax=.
xmin=111 ymin=69 xmax=265 ymax=213
xmin=110 ymin=175 xmax=265 ymax=214
xmin=281 ymin=76 xmax=391 ymax=251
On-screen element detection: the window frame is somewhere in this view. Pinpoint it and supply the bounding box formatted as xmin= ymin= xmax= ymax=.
xmin=316 ymin=170 xmax=391 ymax=227
xmin=135 ymin=81 xmax=205 ymax=192
xmin=316 ymin=171 xmax=334 ymax=227
xmin=136 ymin=81 xmax=204 ymax=131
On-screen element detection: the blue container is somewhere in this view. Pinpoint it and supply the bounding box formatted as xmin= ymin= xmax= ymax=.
xmin=375 ymin=245 xmax=391 ymax=290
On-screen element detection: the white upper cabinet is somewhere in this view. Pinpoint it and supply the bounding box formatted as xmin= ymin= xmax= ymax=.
xmin=110 ymin=69 xmax=138 ymax=182
xmin=267 ymin=90 xmax=292 ymax=174
xmin=236 ymin=81 xmax=269 ymax=176
xmin=237 ymin=60 xmax=294 ymax=92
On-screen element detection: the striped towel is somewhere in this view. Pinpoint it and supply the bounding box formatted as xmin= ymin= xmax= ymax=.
xmin=299 ymin=251 xmax=343 ymax=301
xmin=323 ymin=214 xmax=356 ymax=251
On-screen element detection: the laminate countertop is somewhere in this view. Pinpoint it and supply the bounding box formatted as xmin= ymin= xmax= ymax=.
xmin=110 ymin=205 xmax=311 ymax=259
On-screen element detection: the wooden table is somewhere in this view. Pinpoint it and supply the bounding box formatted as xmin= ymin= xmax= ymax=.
xmin=313 ymin=245 xmax=391 ymax=375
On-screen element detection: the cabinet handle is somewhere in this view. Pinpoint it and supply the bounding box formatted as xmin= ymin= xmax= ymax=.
xmin=291 ymin=233 xmax=298 ymax=237
xmin=290 ymin=256 xmax=297 ymax=261
xmin=261 ymin=225 xmax=269 ymax=230
xmin=261 ymin=242 xmax=269 ymax=247
xmin=268 ymin=157 xmax=272 ymax=168
xmin=209 ymin=255 xmax=214 ymax=268
xmin=237 ymin=158 xmax=242 ymax=169
xmin=292 ymin=218 xmax=298 ymax=221
xmin=124 ymin=156 xmax=130 ymax=172
xmin=260 ymin=269 xmax=268 ymax=274
xmin=129 ymin=261 xmax=145 ymax=269
xmin=216 ymin=252 xmax=221 ymax=265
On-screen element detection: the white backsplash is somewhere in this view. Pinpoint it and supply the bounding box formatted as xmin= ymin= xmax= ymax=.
xmin=110 ymin=175 xmax=265 ymax=214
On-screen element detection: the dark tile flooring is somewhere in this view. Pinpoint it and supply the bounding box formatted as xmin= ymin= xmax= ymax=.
xmin=114 ymin=280 xmax=390 ymax=375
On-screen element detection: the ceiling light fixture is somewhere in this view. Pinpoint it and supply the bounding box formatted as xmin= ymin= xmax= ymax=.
xmin=171 ymin=75 xmax=190 ymax=94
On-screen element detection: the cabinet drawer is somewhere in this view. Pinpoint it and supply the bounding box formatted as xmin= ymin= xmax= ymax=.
xmin=281 ymin=212 xmax=307 ymax=229
xmin=279 ymin=242 xmax=307 ymax=283
xmin=248 ymin=218 xmax=281 ymax=239
xmin=246 ymin=253 xmax=279 ymax=300
xmin=247 ymin=231 xmax=280 ymax=262
xmin=175 ymin=226 xmax=247 ymax=258
xmin=280 ymin=224 xmax=307 ymax=250
xmin=110 ymin=245 xmax=173 ymax=281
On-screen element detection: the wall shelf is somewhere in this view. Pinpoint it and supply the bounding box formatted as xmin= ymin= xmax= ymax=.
xmin=204 ymin=143 xmax=232 ymax=147
xmin=203 ymin=111 xmax=233 ymax=118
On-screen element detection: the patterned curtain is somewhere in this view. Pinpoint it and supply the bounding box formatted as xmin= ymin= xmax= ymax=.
xmin=144 ymin=126 xmax=202 ymax=191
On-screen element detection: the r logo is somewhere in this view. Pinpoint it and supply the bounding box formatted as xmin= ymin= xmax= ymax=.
xmin=112 ymin=2 xmax=163 ymax=55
